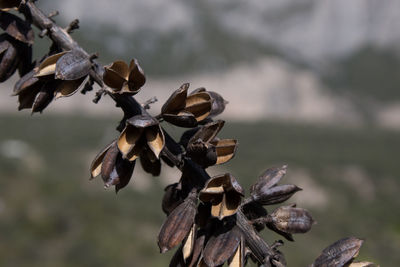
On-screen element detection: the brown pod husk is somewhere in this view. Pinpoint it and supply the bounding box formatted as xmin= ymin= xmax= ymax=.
xmin=114 ymin=156 xmax=135 ymax=193
xmin=186 ymin=139 xmax=217 ymax=168
xmin=250 ymin=165 xmax=288 ymax=197
xmin=158 ymin=192 xmax=197 ymax=253
xmin=211 ymin=139 xmax=238 ymax=165
xmin=35 ymin=51 xmax=68 ymax=77
xmin=31 ymin=80 xmax=58 ymax=113
xmin=0 ymin=33 xmax=18 ymax=82
xmin=228 ymin=234 xmax=245 ymax=267
xmin=267 ymin=205 xmax=314 ymax=234
xmin=203 ymin=226 xmax=241 ymax=267
xmin=54 ymin=75 xmax=89 ymax=99
xmin=139 ymin=147 xmax=161 ymax=176
xmin=13 ymin=68 xmax=38 ymax=95
xmin=184 ymin=91 xmax=211 ymax=122
xmin=187 ymin=231 xmax=206 ymax=267
xmin=55 ymin=49 xmax=92 ymax=80
xmin=161 ymin=83 xmax=189 ymax=115
xmin=311 ymin=237 xmax=364 ymax=267
xmin=182 ymin=223 xmax=196 ymax=262
xmin=199 ymin=173 xmax=244 ymax=220
xmin=100 ymin=141 xmax=120 ymax=185
xmin=208 ymin=91 xmax=228 ymax=118
xmin=0 ymin=11 xmax=34 ymax=44
xmin=103 ymin=59 xmax=145 ymax=94
xmin=90 ymin=140 xmax=117 ymax=179
xmin=252 ymin=184 xmax=302 ymax=206
xmin=163 ymin=111 xmax=198 ymax=128
xmin=189 ymin=120 xmax=225 ymax=144
xmin=162 ymin=183 xmax=183 ymax=215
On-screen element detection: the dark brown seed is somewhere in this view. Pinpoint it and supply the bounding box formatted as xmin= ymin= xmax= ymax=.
xmin=252 ymin=184 xmax=302 ymax=205
xmin=311 ymin=237 xmax=364 ymax=267
xmin=0 ymin=11 xmax=34 ymax=44
xmin=55 ymin=49 xmax=92 ymax=80
xmin=158 ymin=192 xmax=197 ymax=253
xmin=250 ymin=165 xmax=288 ymax=197
xmin=203 ymin=226 xmax=241 ymax=267
xmin=268 ymin=206 xmax=314 ymax=234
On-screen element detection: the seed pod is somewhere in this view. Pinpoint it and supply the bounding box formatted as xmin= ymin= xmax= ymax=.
xmin=199 ymin=173 xmax=244 ymax=220
xmin=211 ymin=139 xmax=238 ymax=165
xmin=31 ymin=80 xmax=57 ymax=113
xmin=103 ymin=59 xmax=145 ymax=94
xmin=311 ymin=237 xmax=364 ymax=267
xmin=228 ymin=234 xmax=245 ymax=267
xmin=118 ymin=114 xmax=165 ymax=161
xmin=162 ymin=183 xmax=183 ymax=215
xmin=203 ymin=226 xmax=241 ymax=267
xmin=139 ymin=147 xmax=161 ymax=176
xmin=250 ymin=165 xmax=288 ymax=197
xmin=208 ymin=91 xmax=228 ymax=118
xmin=90 ymin=140 xmax=117 ymax=179
xmin=54 ymin=75 xmax=90 ymax=99
xmin=267 ymin=205 xmax=314 ymax=234
xmin=162 ymin=83 xmax=212 ymax=127
xmin=114 ymin=156 xmax=135 ymax=193
xmin=187 ymin=231 xmax=206 ymax=267
xmin=35 ymin=51 xmax=68 ymax=77
xmin=0 ymin=11 xmax=34 ymax=44
xmin=189 ymin=120 xmax=225 ymax=144
xmin=158 ymin=192 xmax=197 ymax=253
xmin=54 ymin=49 xmax=91 ymax=80
xmin=251 ymin=184 xmax=302 ymax=206
xmin=100 ymin=141 xmax=120 ymax=185
xmin=182 ymin=224 xmax=196 ymax=262
xmin=187 ymin=139 xmax=217 ymax=168
xmin=0 ymin=34 xmax=18 ymax=82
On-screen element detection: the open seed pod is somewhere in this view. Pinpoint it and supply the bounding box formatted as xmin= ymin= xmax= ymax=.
xmin=158 ymin=191 xmax=197 ymax=253
xmin=199 ymin=173 xmax=244 ymax=220
xmin=103 ymin=59 xmax=145 ymax=94
xmin=311 ymin=237 xmax=365 ymax=267
xmin=0 ymin=33 xmax=19 ymax=82
xmin=0 ymin=11 xmax=34 ymax=44
xmin=54 ymin=49 xmax=92 ymax=80
xmin=250 ymin=165 xmax=288 ymax=198
xmin=203 ymin=224 xmax=242 ymax=267
xmin=251 ymin=184 xmax=302 ymax=206
xmin=90 ymin=140 xmax=136 ymax=192
xmin=31 ymin=80 xmax=58 ymax=113
xmin=266 ymin=205 xmax=314 ymax=234
xmin=14 ymin=69 xmax=44 ymax=110
xmin=117 ymin=114 xmax=165 ymax=162
xmin=161 ymin=83 xmax=212 ymax=127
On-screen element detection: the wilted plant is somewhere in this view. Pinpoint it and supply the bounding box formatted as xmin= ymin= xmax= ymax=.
xmin=0 ymin=1 xmax=378 ymax=266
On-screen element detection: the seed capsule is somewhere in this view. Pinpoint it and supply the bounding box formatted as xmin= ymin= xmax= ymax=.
xmin=267 ymin=205 xmax=314 ymax=234
xmin=0 ymin=11 xmax=34 ymax=44
xmin=0 ymin=33 xmax=18 ymax=82
xmin=55 ymin=49 xmax=91 ymax=80
xmin=158 ymin=192 xmax=197 ymax=253
xmin=103 ymin=59 xmax=145 ymax=94
xmin=250 ymin=165 xmax=288 ymax=198
xmin=311 ymin=237 xmax=364 ymax=267
xmin=251 ymin=184 xmax=302 ymax=205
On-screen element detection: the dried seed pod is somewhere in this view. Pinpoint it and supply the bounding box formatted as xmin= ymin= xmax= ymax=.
xmin=162 ymin=83 xmax=212 ymax=127
xmin=139 ymin=147 xmax=161 ymax=176
xmin=158 ymin=192 xmax=197 ymax=253
xmin=251 ymin=184 xmax=302 ymax=206
xmin=100 ymin=141 xmax=120 ymax=185
xmin=267 ymin=206 xmax=314 ymax=234
xmin=228 ymin=234 xmax=245 ymax=267
xmin=189 ymin=120 xmax=225 ymax=144
xmin=250 ymin=165 xmax=288 ymax=197
xmin=182 ymin=224 xmax=196 ymax=262
xmin=55 ymin=49 xmax=92 ymax=80
xmin=31 ymin=80 xmax=57 ymax=113
xmin=162 ymin=183 xmax=183 ymax=215
xmin=208 ymin=91 xmax=228 ymax=118
xmin=35 ymin=51 xmax=68 ymax=77
xmin=117 ymin=114 xmax=165 ymax=161
xmin=103 ymin=59 xmax=145 ymax=94
xmin=0 ymin=11 xmax=34 ymax=44
xmin=54 ymin=75 xmax=90 ymax=99
xmin=0 ymin=33 xmax=18 ymax=82
xmin=311 ymin=237 xmax=364 ymax=267
xmin=210 ymin=139 xmax=238 ymax=165
xmin=203 ymin=226 xmax=241 ymax=267
xmin=90 ymin=140 xmax=117 ymax=179
xmin=187 ymin=231 xmax=206 ymax=267
xmin=187 ymin=139 xmax=217 ymax=168
xmin=199 ymin=173 xmax=244 ymax=220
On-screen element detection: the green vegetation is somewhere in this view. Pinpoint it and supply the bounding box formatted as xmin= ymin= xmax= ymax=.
xmin=0 ymin=115 xmax=398 ymax=266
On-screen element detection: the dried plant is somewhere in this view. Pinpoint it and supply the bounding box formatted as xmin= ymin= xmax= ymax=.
xmin=0 ymin=1 xmax=378 ymax=266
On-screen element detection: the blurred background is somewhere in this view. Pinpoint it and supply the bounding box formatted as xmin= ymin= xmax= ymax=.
xmin=0 ymin=0 xmax=399 ymax=266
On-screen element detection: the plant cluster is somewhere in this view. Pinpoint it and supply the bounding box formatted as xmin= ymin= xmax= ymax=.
xmin=0 ymin=1 xmax=378 ymax=266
